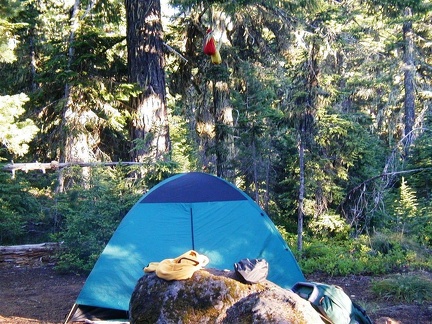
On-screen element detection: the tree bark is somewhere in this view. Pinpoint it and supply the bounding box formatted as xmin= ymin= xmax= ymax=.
xmin=125 ymin=0 xmax=170 ymax=162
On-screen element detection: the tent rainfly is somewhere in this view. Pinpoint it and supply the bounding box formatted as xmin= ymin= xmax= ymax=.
xmin=65 ymin=172 xmax=305 ymax=323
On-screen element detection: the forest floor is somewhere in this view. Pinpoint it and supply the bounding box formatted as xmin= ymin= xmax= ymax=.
xmin=0 ymin=263 xmax=431 ymax=324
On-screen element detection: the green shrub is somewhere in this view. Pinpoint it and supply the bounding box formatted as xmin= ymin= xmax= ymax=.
xmin=298 ymin=235 xmax=432 ymax=276
xmin=0 ymin=206 xmax=24 ymax=244
xmin=370 ymin=232 xmax=394 ymax=254
xmin=371 ymin=273 xmax=432 ymax=303
xmin=299 ymin=237 xmax=367 ymax=275
xmin=308 ymin=213 xmax=350 ymax=239
xmin=0 ymin=172 xmax=51 ymax=244
xmin=53 ymin=166 xmax=144 ymax=273
xmin=411 ymin=210 xmax=432 ymax=247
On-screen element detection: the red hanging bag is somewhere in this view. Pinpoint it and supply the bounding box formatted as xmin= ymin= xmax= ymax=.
xmin=203 ymin=29 xmax=217 ymax=56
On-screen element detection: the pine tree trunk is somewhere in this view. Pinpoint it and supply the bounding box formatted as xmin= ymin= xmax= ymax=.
xmin=403 ymin=7 xmax=415 ymax=141
xmin=297 ymin=135 xmax=305 ymax=253
xmin=58 ymin=0 xmax=105 ymax=191
xmin=29 ymin=29 xmax=37 ymax=91
xmin=212 ymin=80 xmax=233 ymax=178
xmin=58 ymin=0 xmax=94 ymax=192
xmin=61 ymin=0 xmax=80 ymax=163
xmin=125 ymin=0 xmax=170 ymax=162
xmin=251 ymin=136 xmax=259 ymax=203
xmin=297 ymin=37 xmax=320 ymax=252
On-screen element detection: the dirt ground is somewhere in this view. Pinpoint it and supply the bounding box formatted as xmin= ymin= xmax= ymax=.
xmin=308 ymin=272 xmax=432 ymax=324
xmin=0 ymin=265 xmax=85 ymax=324
xmin=0 ymin=264 xmax=431 ymax=324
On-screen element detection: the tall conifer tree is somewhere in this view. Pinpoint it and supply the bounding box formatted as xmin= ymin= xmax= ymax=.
xmin=125 ymin=0 xmax=170 ymax=162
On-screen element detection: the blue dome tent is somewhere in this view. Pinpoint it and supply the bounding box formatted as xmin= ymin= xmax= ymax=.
xmin=65 ymin=172 xmax=305 ymax=322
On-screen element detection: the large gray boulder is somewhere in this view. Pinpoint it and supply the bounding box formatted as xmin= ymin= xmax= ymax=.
xmin=129 ymin=268 xmax=324 ymax=323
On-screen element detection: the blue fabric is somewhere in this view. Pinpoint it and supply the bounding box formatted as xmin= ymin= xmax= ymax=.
xmin=74 ymin=172 xmax=305 ymax=313
xmin=140 ymin=172 xmax=246 ymax=203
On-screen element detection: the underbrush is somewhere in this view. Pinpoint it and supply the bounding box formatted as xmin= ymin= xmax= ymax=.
xmin=284 ymin=233 xmax=432 ymax=276
xmin=371 ymin=273 xmax=432 ymax=303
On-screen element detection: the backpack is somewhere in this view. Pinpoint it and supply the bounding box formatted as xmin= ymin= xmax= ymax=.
xmin=291 ymin=281 xmax=373 ymax=324
xmin=234 ymin=258 xmax=269 ymax=284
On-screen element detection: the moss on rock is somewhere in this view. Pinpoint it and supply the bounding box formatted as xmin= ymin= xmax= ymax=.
xmin=129 ymin=268 xmax=323 ymax=324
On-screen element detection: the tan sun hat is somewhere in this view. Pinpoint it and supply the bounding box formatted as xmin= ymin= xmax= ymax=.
xmin=144 ymin=250 xmax=210 ymax=281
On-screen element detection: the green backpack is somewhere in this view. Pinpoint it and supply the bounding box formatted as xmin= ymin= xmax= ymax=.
xmin=292 ymin=282 xmax=373 ymax=324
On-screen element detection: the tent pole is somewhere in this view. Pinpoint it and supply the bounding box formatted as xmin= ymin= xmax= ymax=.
xmin=190 ymin=207 xmax=195 ymax=250
xmin=63 ymin=303 xmax=78 ymax=323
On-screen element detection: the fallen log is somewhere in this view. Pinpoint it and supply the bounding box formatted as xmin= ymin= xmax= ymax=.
xmin=0 ymin=242 xmax=61 ymax=266
xmin=2 ymin=161 xmax=145 ymax=178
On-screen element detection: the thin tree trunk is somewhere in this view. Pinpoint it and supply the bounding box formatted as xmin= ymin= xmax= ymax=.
xmin=57 ymin=0 xmax=83 ymax=193
xmin=403 ymin=7 xmax=415 ymax=142
xmin=251 ymin=136 xmax=259 ymax=203
xmin=64 ymin=0 xmax=80 ymax=102
xmin=296 ymin=37 xmax=319 ymax=252
xmin=297 ymin=134 xmax=305 ymax=253
xmin=125 ymin=0 xmax=170 ymax=162
xmin=264 ymin=157 xmax=270 ymax=212
xmin=29 ymin=29 xmax=37 ymax=91
xmin=212 ymin=80 xmax=232 ymax=178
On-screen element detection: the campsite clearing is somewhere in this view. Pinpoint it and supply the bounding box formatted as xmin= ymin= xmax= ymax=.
xmin=0 ymin=265 xmax=85 ymax=323
xmin=0 ymin=264 xmax=431 ymax=324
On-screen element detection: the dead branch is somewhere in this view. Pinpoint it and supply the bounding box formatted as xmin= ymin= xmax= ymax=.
xmin=340 ymin=167 xmax=432 ymax=217
xmin=346 ymin=167 xmax=432 ymax=198
xmin=2 ymin=161 xmax=145 ymax=178
xmin=164 ymin=42 xmax=188 ymax=63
